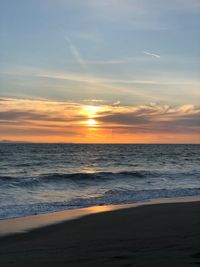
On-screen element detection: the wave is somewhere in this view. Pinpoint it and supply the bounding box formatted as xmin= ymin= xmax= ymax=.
xmin=0 ymin=169 xmax=199 ymax=188
xmin=0 ymin=171 xmax=155 ymax=183
xmin=41 ymin=171 xmax=152 ymax=180
xmin=64 ymin=188 xmax=200 ymax=208
xmin=1 ymin=187 xmax=200 ymax=220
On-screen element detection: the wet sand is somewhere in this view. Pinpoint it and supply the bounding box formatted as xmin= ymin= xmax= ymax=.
xmin=0 ymin=201 xmax=200 ymax=266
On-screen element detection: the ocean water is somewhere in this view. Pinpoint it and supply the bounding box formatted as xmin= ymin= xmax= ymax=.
xmin=0 ymin=143 xmax=199 ymax=219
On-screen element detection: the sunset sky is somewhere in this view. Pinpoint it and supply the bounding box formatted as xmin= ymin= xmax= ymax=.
xmin=0 ymin=0 xmax=199 ymax=143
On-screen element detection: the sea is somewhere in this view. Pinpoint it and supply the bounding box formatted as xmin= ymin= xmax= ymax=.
xmin=0 ymin=143 xmax=199 ymax=220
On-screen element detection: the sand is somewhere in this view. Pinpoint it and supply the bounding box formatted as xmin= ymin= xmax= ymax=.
xmin=0 ymin=201 xmax=200 ymax=266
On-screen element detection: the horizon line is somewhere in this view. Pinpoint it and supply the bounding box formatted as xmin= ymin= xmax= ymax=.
xmin=0 ymin=141 xmax=199 ymax=145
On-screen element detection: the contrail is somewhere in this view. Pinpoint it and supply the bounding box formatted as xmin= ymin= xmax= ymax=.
xmin=143 ymin=51 xmax=161 ymax=58
xmin=65 ymin=36 xmax=88 ymax=69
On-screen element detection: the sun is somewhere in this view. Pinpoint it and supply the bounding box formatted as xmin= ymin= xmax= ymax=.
xmin=86 ymin=119 xmax=97 ymax=126
xmin=82 ymin=105 xmax=100 ymax=118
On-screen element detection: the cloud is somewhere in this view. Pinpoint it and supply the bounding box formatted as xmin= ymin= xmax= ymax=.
xmin=0 ymin=98 xmax=9 ymax=102
xmin=97 ymin=103 xmax=200 ymax=134
xmin=143 ymin=51 xmax=161 ymax=58
xmin=38 ymin=71 xmax=159 ymax=85
xmin=0 ymin=98 xmax=199 ymax=145
xmin=1 ymin=98 xmax=199 ymax=133
xmin=83 ymin=99 xmax=105 ymax=103
xmin=65 ymin=36 xmax=88 ymax=69
xmin=112 ymin=101 xmax=121 ymax=106
xmin=0 ymin=110 xmax=83 ymax=123
xmin=0 ymin=98 xmax=84 ymax=124
xmin=99 ymin=113 xmax=148 ymax=125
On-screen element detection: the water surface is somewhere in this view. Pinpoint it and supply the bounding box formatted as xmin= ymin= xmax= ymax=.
xmin=0 ymin=144 xmax=199 ymax=219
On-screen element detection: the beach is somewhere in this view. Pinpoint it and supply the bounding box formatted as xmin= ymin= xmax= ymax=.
xmin=0 ymin=200 xmax=200 ymax=266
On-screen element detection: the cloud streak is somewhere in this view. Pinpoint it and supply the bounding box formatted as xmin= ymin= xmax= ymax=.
xmin=39 ymin=72 xmax=159 ymax=85
xmin=143 ymin=51 xmax=161 ymax=58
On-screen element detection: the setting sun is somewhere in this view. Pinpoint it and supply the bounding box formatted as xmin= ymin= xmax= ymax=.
xmin=86 ymin=119 xmax=97 ymax=127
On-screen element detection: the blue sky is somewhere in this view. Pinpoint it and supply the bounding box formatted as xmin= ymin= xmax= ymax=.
xmin=0 ymin=0 xmax=199 ymax=105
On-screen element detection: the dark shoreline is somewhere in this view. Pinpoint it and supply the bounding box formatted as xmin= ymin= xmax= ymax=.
xmin=0 ymin=201 xmax=200 ymax=266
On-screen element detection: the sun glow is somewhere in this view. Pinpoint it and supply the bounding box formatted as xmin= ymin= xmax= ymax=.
xmin=82 ymin=105 xmax=100 ymax=118
xmin=86 ymin=119 xmax=97 ymax=126
xmin=81 ymin=105 xmax=100 ymax=127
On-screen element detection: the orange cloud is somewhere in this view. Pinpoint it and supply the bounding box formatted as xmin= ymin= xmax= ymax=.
xmin=0 ymin=98 xmax=199 ymax=143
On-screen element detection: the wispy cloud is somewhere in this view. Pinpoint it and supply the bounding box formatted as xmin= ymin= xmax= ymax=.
xmin=143 ymin=51 xmax=161 ymax=59
xmin=112 ymin=101 xmax=121 ymax=106
xmin=3 ymin=66 xmax=200 ymax=87
xmin=83 ymin=99 xmax=105 ymax=103
xmin=65 ymin=36 xmax=88 ymax=69
xmin=38 ymin=71 xmax=159 ymax=85
xmin=97 ymin=103 xmax=200 ymax=136
xmin=2 ymin=66 xmax=199 ymax=106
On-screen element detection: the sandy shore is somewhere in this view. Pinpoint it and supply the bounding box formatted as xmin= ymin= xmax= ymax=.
xmin=0 ymin=201 xmax=200 ymax=266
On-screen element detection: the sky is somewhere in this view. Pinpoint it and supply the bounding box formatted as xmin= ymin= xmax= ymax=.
xmin=0 ymin=0 xmax=199 ymax=143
